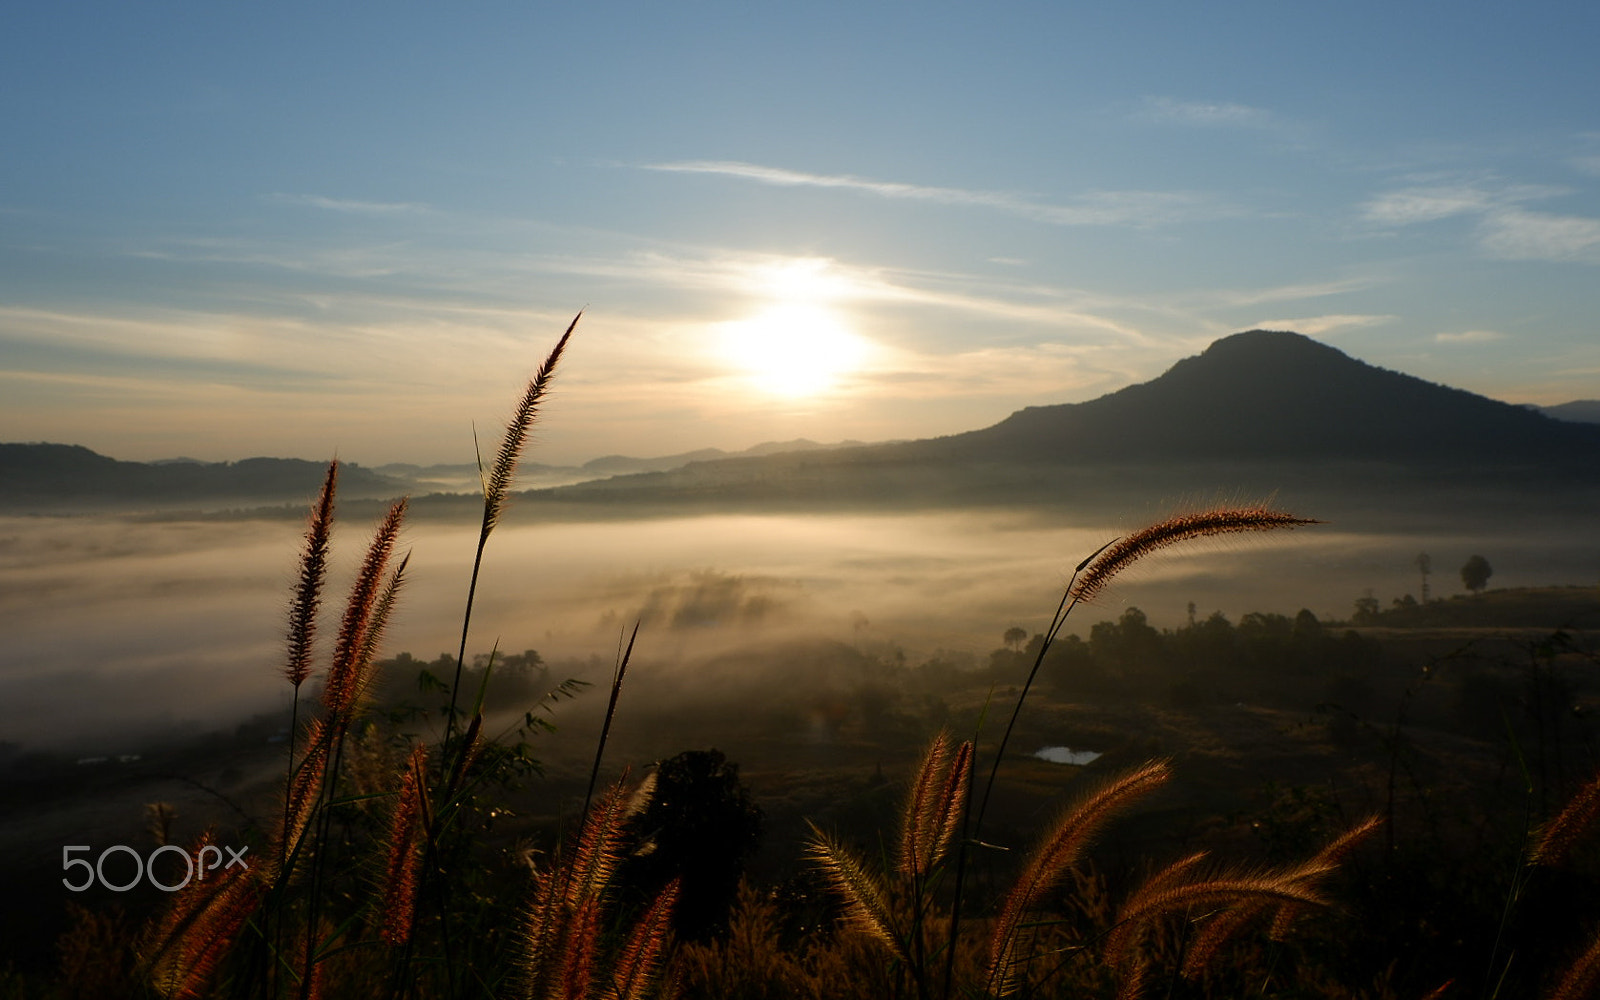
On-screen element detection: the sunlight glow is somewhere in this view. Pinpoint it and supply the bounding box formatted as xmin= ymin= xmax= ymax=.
xmin=715 ymin=258 xmax=875 ymax=398
xmin=721 ymin=302 xmax=869 ymax=397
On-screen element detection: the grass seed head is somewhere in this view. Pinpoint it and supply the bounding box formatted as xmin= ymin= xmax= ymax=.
xmin=1071 ymin=505 xmax=1321 ymax=606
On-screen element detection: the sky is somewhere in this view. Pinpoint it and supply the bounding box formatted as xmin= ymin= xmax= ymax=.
xmin=3 ymin=1 xmax=1599 ymax=466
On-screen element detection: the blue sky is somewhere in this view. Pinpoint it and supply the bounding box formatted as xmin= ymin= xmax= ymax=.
xmin=3 ymin=2 xmax=1598 ymax=465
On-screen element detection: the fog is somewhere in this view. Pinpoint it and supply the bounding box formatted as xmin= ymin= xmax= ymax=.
xmin=2 ymin=507 xmax=1596 ymax=752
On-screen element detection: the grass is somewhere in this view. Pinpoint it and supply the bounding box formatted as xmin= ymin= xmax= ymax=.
xmin=19 ymin=318 xmax=1600 ymax=999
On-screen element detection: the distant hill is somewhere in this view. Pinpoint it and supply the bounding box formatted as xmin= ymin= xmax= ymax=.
xmin=10 ymin=332 xmax=1598 ymax=518
xmin=1542 ymin=400 xmax=1600 ymax=425
xmin=0 ymin=445 xmax=407 ymax=513
xmin=581 ymin=439 xmax=868 ymax=475
xmin=0 ymin=438 xmax=874 ymax=514
xmin=892 ymin=330 xmax=1600 ymax=464
xmin=538 ymin=330 xmax=1600 ymax=516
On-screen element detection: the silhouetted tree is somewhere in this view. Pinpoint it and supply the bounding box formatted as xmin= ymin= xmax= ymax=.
xmin=619 ymin=748 xmax=764 ymax=941
xmin=1352 ymin=592 xmax=1381 ymax=624
xmin=1461 ymin=554 xmax=1493 ymax=594
xmin=1293 ymin=608 xmax=1323 ymax=639
xmin=1002 ymin=626 xmax=1028 ymax=650
xmin=1089 ymin=606 xmax=1162 ymax=681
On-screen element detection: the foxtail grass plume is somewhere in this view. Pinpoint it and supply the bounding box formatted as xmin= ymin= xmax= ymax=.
xmin=275 ymin=718 xmax=331 ymax=874
xmin=986 ymin=760 xmax=1171 ymax=996
xmin=451 ymin=314 xmax=580 ymax=741
xmin=1550 ymin=931 xmax=1600 ymax=1000
xmin=1531 ymin=769 xmax=1600 ymax=867
xmin=347 ymin=551 xmax=409 ymax=715
xmin=144 ymin=831 xmax=264 ymax=1000
xmin=284 ymin=460 xmax=337 ymax=688
xmin=1179 ymin=816 xmax=1380 ymax=980
xmin=808 ymin=823 xmax=906 ymax=964
xmin=379 ymin=744 xmax=429 ymax=948
xmin=323 ymin=498 xmax=407 ymax=722
xmin=482 ymin=312 xmax=579 ymax=537
xmin=515 ymin=780 xmax=658 ymax=1000
xmin=898 ymin=731 xmax=973 ymax=880
xmin=1071 ymin=505 xmax=1321 ymax=606
xmin=605 ymin=878 xmax=681 ymax=1000
xmin=1105 ymin=865 xmax=1327 ymax=998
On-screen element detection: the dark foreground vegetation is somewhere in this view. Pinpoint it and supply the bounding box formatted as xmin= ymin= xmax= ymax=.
xmin=7 ymin=322 xmax=1600 ymax=998
xmin=8 ymin=583 xmax=1600 ymax=998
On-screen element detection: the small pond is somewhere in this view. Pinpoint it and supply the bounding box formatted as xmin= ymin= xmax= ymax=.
xmin=1033 ymin=746 xmax=1102 ymax=765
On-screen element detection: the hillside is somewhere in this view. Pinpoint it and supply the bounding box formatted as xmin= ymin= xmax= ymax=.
xmin=0 ymin=444 xmax=407 ymax=512
xmin=899 ymin=329 xmax=1600 ymax=463
xmin=537 ymin=330 xmax=1600 ymax=516
xmin=9 ymin=331 xmax=1600 ymax=517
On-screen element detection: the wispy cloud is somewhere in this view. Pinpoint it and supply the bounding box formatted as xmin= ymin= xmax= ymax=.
xmin=1249 ymin=314 xmax=1394 ymax=336
xmin=1434 ymin=329 xmax=1505 ymax=343
xmin=126 ymin=236 xmax=412 ymax=278
xmin=1138 ymin=97 xmax=1274 ymax=128
xmin=1569 ymin=155 xmax=1600 ymax=177
xmin=1208 ymin=276 xmax=1381 ymax=308
xmin=266 ymin=193 xmax=430 ymax=214
xmin=1361 ymin=181 xmax=1600 ymax=263
xmin=533 ymin=249 xmax=1151 ymax=341
xmin=1361 ymin=185 xmax=1493 ymax=224
xmin=855 ymin=342 xmax=1129 ymax=401
xmin=643 ymin=160 xmax=1235 ymax=227
xmin=1478 ymin=209 xmax=1600 ymax=262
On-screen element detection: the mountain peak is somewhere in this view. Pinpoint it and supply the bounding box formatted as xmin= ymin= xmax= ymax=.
xmin=1200 ymin=328 xmax=1345 ymax=361
xmin=936 ymin=328 xmax=1600 ymax=463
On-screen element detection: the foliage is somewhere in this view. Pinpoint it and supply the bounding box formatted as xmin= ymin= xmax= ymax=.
xmin=618 ymin=749 xmax=765 ymax=942
xmin=1461 ymin=554 xmax=1493 ymax=594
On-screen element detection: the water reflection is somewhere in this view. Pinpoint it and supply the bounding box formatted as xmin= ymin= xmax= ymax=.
xmin=1034 ymin=746 xmax=1102 ymax=765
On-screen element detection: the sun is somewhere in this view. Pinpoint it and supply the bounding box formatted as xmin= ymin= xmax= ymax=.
xmin=720 ymin=301 xmax=868 ymax=398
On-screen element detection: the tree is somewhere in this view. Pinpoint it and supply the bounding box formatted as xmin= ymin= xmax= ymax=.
xmin=619 ymin=748 xmax=764 ymax=941
xmin=1352 ymin=592 xmax=1381 ymax=624
xmin=1461 ymin=554 xmax=1493 ymax=594
xmin=1002 ymin=626 xmax=1028 ymax=650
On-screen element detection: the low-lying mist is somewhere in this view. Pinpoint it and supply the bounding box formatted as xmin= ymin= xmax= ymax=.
xmin=3 ymin=505 xmax=1597 ymax=753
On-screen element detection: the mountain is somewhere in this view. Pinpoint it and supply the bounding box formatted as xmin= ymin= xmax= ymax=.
xmin=0 ymin=445 xmax=407 ymax=512
xmin=891 ymin=330 xmax=1600 ymax=464
xmin=0 ymin=438 xmax=877 ymax=514
xmin=539 ymin=330 xmax=1600 ymax=514
xmin=1542 ymin=400 xmax=1600 ymax=425
xmin=9 ymin=331 xmax=1598 ymax=517
xmin=580 ymin=439 xmax=869 ymax=476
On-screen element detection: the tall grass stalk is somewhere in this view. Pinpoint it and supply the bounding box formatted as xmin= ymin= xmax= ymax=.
xmin=299 ymin=498 xmax=408 ymax=997
xmin=584 ymin=623 xmax=639 ymax=821
xmin=446 ymin=312 xmax=579 ymax=749
xmin=282 ymin=461 xmax=337 ymax=865
xmin=942 ymin=504 xmax=1319 ymax=1000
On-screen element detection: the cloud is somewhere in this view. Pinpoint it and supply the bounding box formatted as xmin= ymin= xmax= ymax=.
xmin=266 ymin=193 xmax=429 ymax=214
xmin=1434 ymin=330 xmax=1505 ymax=343
xmin=527 ymin=249 xmax=1149 ymax=339
xmin=1570 ymin=155 xmax=1600 ymax=177
xmin=854 ymin=341 xmax=1131 ymax=401
xmin=1361 ymin=186 xmax=1492 ymax=224
xmin=127 ymin=236 xmax=412 ymax=278
xmin=1249 ymin=314 xmax=1394 ymax=336
xmin=1361 ymin=182 xmax=1600 ymax=263
xmin=643 ymin=160 xmax=1235 ymax=227
xmin=1206 ymin=276 xmax=1382 ymax=308
xmin=1138 ymin=97 xmax=1274 ymax=128
xmin=1477 ymin=209 xmax=1600 ymax=263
